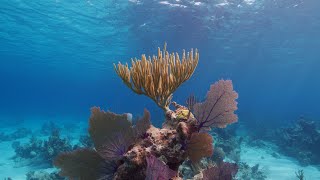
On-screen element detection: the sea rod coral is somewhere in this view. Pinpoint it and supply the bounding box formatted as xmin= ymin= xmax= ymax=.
xmin=54 ymin=44 xmax=239 ymax=180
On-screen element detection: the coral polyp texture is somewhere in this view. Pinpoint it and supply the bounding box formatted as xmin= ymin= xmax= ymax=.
xmin=54 ymin=44 xmax=239 ymax=180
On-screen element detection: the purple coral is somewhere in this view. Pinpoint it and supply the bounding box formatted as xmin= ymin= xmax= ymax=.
xmin=193 ymin=80 xmax=238 ymax=131
xmin=134 ymin=109 xmax=151 ymax=138
xmin=146 ymin=155 xmax=177 ymax=180
xmin=98 ymin=131 xmax=135 ymax=161
xmin=202 ymin=162 xmax=238 ymax=180
xmin=54 ymin=149 xmax=105 ymax=180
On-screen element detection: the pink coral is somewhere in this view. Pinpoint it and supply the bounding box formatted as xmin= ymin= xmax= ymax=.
xmin=202 ymin=162 xmax=238 ymax=180
xmin=146 ymin=154 xmax=177 ymax=180
xmin=193 ymin=80 xmax=238 ymax=130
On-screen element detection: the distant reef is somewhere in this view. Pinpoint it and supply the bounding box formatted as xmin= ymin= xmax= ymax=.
xmin=274 ymin=117 xmax=320 ymax=166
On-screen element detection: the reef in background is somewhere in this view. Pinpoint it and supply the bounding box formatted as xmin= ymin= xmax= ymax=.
xmin=273 ymin=117 xmax=320 ymax=166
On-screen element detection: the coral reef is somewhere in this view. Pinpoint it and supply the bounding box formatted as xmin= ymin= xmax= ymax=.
xmin=41 ymin=121 xmax=60 ymax=135
xmin=12 ymin=129 xmax=73 ymax=166
xmin=26 ymin=170 xmax=66 ymax=180
xmin=54 ymin=44 xmax=239 ymax=179
xmin=235 ymin=163 xmax=267 ymax=180
xmin=0 ymin=128 xmax=31 ymax=142
xmin=211 ymin=127 xmax=242 ymax=164
xmin=274 ymin=117 xmax=320 ymax=165
xmin=78 ymin=134 xmax=94 ymax=148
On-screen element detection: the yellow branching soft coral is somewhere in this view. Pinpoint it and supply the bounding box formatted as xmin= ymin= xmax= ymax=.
xmin=114 ymin=43 xmax=199 ymax=112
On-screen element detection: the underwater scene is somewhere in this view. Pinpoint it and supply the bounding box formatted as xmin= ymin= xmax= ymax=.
xmin=1 ymin=0 xmax=320 ymax=179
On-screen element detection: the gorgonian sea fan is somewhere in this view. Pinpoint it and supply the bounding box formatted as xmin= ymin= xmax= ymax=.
xmin=193 ymin=80 xmax=238 ymax=131
xmin=146 ymin=155 xmax=177 ymax=180
xmin=54 ymin=149 xmax=105 ymax=180
xmin=202 ymin=162 xmax=238 ymax=180
xmin=134 ymin=109 xmax=151 ymax=138
xmin=97 ymin=130 xmax=135 ymax=161
xmin=88 ymin=107 xmax=132 ymax=150
xmin=186 ymin=132 xmax=213 ymax=163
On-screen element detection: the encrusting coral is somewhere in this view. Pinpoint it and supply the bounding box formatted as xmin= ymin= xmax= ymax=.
xmin=54 ymin=44 xmax=239 ymax=180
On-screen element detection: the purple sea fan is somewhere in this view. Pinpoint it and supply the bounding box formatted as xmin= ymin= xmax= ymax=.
xmin=186 ymin=132 xmax=213 ymax=163
xmin=202 ymin=162 xmax=238 ymax=180
xmin=134 ymin=109 xmax=151 ymax=139
xmin=98 ymin=130 xmax=135 ymax=161
xmin=54 ymin=149 xmax=105 ymax=180
xmin=146 ymin=155 xmax=177 ymax=180
xmin=193 ymin=80 xmax=238 ymax=131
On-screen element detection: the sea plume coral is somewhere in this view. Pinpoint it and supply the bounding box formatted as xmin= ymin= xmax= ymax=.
xmin=186 ymin=132 xmax=214 ymax=163
xmin=193 ymin=80 xmax=238 ymax=131
xmin=114 ymin=43 xmax=199 ymax=112
xmin=145 ymin=154 xmax=177 ymax=180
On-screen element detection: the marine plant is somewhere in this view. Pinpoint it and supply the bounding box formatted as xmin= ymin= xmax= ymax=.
xmin=54 ymin=44 xmax=239 ymax=179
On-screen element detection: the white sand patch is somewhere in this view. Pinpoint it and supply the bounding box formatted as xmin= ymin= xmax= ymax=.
xmin=241 ymin=144 xmax=320 ymax=179
xmin=0 ymin=140 xmax=29 ymax=179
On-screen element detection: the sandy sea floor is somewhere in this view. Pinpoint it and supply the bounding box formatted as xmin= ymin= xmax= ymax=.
xmin=240 ymin=144 xmax=320 ymax=179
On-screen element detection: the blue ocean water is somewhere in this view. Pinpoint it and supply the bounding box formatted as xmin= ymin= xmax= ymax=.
xmin=1 ymin=0 xmax=320 ymax=179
